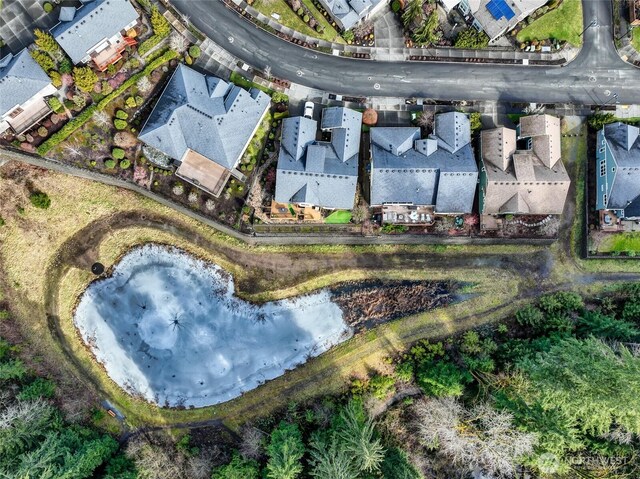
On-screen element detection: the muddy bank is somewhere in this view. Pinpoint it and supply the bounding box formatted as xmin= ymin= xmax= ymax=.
xmin=330 ymin=279 xmax=456 ymax=332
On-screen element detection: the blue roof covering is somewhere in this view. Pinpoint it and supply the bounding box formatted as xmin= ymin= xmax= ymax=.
xmin=486 ymin=0 xmax=515 ymax=20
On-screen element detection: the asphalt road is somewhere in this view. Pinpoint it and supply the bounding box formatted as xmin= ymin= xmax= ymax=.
xmin=172 ymin=0 xmax=640 ymax=104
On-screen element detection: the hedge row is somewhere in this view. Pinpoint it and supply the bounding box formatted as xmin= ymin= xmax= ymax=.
xmin=138 ymin=32 xmax=169 ymax=57
xmin=37 ymin=50 xmax=179 ymax=155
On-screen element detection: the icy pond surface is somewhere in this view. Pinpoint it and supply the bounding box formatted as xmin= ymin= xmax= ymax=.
xmin=74 ymin=245 xmax=352 ymax=407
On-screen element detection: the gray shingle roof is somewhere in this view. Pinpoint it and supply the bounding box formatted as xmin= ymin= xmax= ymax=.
xmin=0 ymin=51 xmax=52 ymax=117
xmin=603 ymin=122 xmax=640 ymax=210
xmin=138 ymin=64 xmax=271 ymax=169
xmin=370 ymin=113 xmax=478 ymax=213
xmin=275 ymin=107 xmax=362 ymax=209
xmin=318 ymin=0 xmax=381 ymax=29
xmin=50 ymin=0 xmax=139 ymax=64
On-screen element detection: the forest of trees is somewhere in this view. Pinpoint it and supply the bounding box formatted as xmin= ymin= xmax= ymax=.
xmin=2 ymin=283 xmax=640 ymax=478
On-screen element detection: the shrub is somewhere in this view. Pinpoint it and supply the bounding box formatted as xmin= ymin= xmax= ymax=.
xmin=49 ymin=71 xmax=62 ymax=88
xmin=43 ymin=2 xmax=53 ymax=12
xmin=114 ymin=119 xmax=127 ymax=130
xmin=115 ymin=109 xmax=129 ymax=120
xmin=47 ymin=97 xmax=64 ymax=114
xmin=303 ymin=14 xmax=310 ymax=22
xmin=38 ymin=51 xmax=177 ymax=155
xmin=72 ymin=94 xmax=86 ymax=109
xmin=30 ymin=50 xmax=55 ymax=72
xmin=454 ymin=28 xmax=490 ymax=49
xmin=37 ymin=126 xmax=48 ymax=137
xmin=297 ymin=7 xmax=304 ymax=15
xmin=150 ymin=5 xmax=171 ymax=37
xmin=185 ymin=55 xmax=193 ymax=65
xmin=0 ymin=217 xmax=5 ymax=227
xmin=416 ymin=360 xmax=471 ymax=397
xmin=188 ymin=191 xmax=199 ymax=203
xmin=135 ymin=96 xmax=144 ymax=106
xmin=34 ymin=29 xmax=59 ymax=52
xmin=58 ymin=58 xmax=72 ymax=74
xmin=271 ymin=91 xmax=289 ymax=103
xmin=72 ymin=66 xmax=98 ymax=93
xmin=138 ymin=34 xmax=163 ymax=56
xmin=30 ymin=191 xmax=51 ymax=209
xmin=368 ymin=374 xmax=396 ymax=399
xmin=172 ymin=183 xmax=184 ymax=195
xmin=119 ymin=159 xmax=131 ymax=169
xmin=188 ymin=45 xmax=201 ymax=58
xmin=19 ymin=378 xmax=56 ymax=400
xmin=104 ymin=159 xmax=116 ymax=169
xmin=391 ymin=0 xmax=401 ymax=12
xmin=588 ymin=112 xmax=616 ymax=130
xmin=112 ymin=148 xmax=125 ymax=159
xmin=395 ymin=361 xmax=413 ymax=383
xmin=125 ymin=96 xmax=137 ymax=108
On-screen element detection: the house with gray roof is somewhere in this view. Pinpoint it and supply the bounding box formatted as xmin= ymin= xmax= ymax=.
xmin=274 ymin=107 xmax=362 ymax=210
xmin=50 ymin=0 xmax=139 ymax=70
xmin=596 ymin=122 xmax=640 ymax=220
xmin=318 ymin=0 xmax=386 ymax=30
xmin=0 ymin=51 xmax=57 ymax=135
xmin=447 ymin=0 xmax=546 ymax=42
xmin=138 ymin=64 xmax=271 ymax=197
xmin=479 ymin=114 xmax=570 ymax=217
xmin=369 ymin=112 xmax=478 ymax=216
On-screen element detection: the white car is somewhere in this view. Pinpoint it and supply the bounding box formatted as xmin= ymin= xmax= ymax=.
xmin=303 ymin=101 xmax=314 ymax=119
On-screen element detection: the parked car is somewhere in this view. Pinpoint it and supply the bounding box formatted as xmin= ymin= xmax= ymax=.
xmin=303 ymin=101 xmax=314 ymax=119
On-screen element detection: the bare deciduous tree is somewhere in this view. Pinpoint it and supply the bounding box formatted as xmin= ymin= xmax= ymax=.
xmin=352 ymin=204 xmax=370 ymax=224
xmin=170 ymin=33 xmax=189 ymax=53
xmin=137 ymin=76 xmax=153 ymax=94
xmin=93 ymin=110 xmax=111 ymax=128
xmin=414 ymin=397 xmax=536 ymax=478
xmin=417 ymin=110 xmax=434 ymax=130
xmin=239 ymin=425 xmax=265 ymax=460
xmin=263 ymin=65 xmax=272 ymax=80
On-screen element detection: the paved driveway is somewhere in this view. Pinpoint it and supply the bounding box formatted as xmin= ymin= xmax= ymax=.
xmin=1 ymin=0 xmax=58 ymax=53
xmin=373 ymin=9 xmax=405 ymax=61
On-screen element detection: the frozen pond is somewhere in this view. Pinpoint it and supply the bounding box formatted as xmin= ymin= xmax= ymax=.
xmin=73 ymin=245 xmax=352 ymax=408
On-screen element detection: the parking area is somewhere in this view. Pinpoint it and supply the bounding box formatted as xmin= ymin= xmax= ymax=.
xmin=0 ymin=0 xmax=58 ymax=53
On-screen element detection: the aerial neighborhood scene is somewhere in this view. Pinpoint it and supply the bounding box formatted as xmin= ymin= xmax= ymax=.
xmin=2 ymin=0 xmax=640 ymax=476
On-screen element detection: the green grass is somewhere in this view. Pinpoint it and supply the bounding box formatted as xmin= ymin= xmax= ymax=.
xmin=632 ymin=27 xmax=640 ymax=52
xmin=324 ymin=210 xmax=352 ymax=224
xmin=251 ymin=0 xmax=343 ymax=43
xmin=299 ymin=0 xmax=344 ymax=43
xmin=597 ymin=233 xmax=640 ymax=254
xmin=516 ymin=0 xmax=583 ymax=46
xmin=229 ymin=71 xmax=274 ymax=95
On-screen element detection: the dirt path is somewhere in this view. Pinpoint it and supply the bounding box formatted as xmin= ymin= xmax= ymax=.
xmin=38 ymin=207 xmax=640 ymax=435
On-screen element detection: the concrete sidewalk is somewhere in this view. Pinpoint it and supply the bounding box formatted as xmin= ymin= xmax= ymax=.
xmin=223 ymin=0 xmax=578 ymax=65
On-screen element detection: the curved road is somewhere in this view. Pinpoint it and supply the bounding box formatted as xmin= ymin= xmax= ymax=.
xmin=172 ymin=0 xmax=639 ymax=104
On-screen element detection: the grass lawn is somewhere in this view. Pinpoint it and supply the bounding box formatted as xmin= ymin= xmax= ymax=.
xmin=0 ymin=163 xmax=541 ymax=429
xmin=229 ymin=71 xmax=274 ymax=95
xmin=251 ymin=0 xmax=343 ymax=43
xmin=325 ymin=210 xmax=352 ymax=224
xmin=632 ymin=27 xmax=640 ymax=52
xmin=597 ymin=233 xmax=640 ymax=254
xmin=516 ymin=0 xmax=583 ymax=46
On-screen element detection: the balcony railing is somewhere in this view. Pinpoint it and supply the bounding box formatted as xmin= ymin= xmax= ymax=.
xmin=10 ymin=103 xmax=52 ymax=135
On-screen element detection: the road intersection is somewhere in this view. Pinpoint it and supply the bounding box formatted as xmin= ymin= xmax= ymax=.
xmin=172 ymin=0 xmax=639 ymax=104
